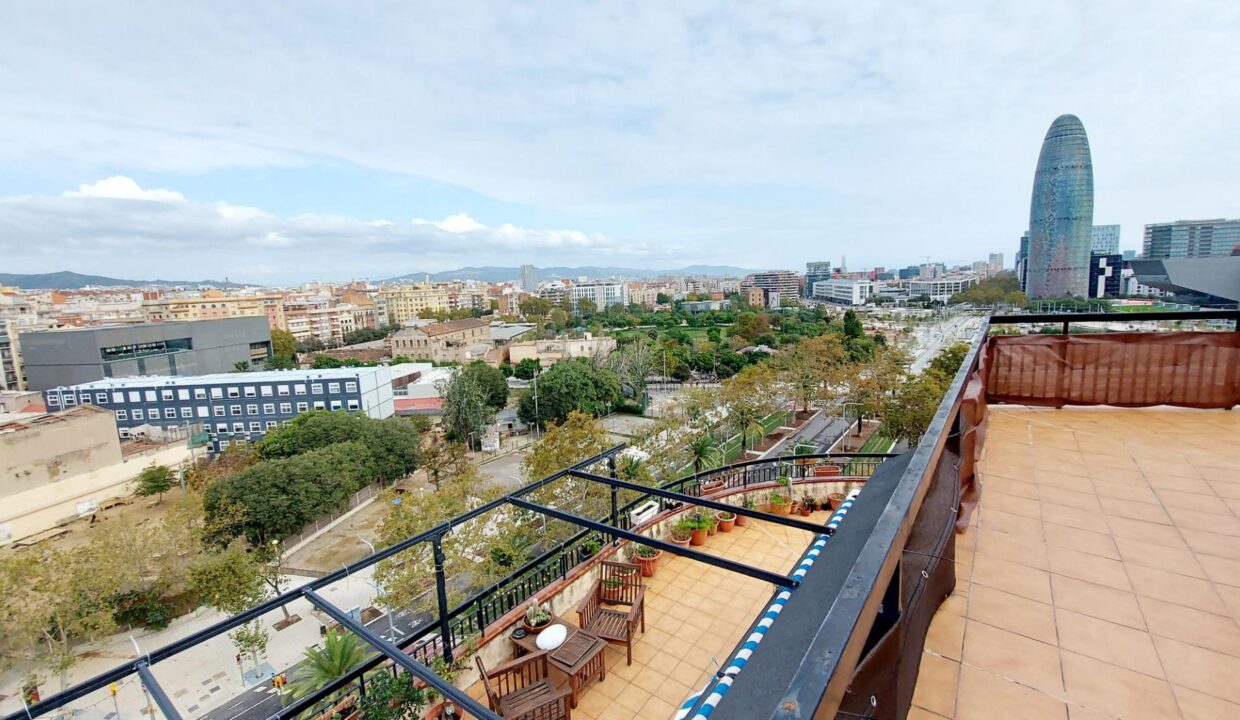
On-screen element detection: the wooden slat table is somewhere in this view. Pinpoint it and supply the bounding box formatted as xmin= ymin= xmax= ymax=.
xmin=511 ymin=617 xmax=607 ymax=709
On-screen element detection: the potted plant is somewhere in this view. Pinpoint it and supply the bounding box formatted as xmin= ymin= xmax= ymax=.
xmin=522 ymin=597 xmax=552 ymax=633
xmin=705 ymin=512 xmax=719 ymax=536
xmin=581 ymin=535 xmax=601 ymax=559
xmin=632 ymin=544 xmax=662 ymax=577
xmin=422 ymin=645 xmax=473 ymax=720
xmin=716 ymin=510 xmax=736 ymax=532
xmin=768 ymin=490 xmax=792 ymax=515
xmin=829 ymin=492 xmax=847 ymax=511
xmin=687 ymin=513 xmax=711 ymax=546
xmin=603 ymin=565 xmax=637 ymax=602
xmin=701 ymin=479 xmax=726 ymax=496
xmin=798 ymin=501 xmax=812 ymax=517
xmin=735 ymin=497 xmax=754 ymax=527
xmin=804 ymin=497 xmax=819 ymax=512
xmin=669 ymin=522 xmax=693 ymax=548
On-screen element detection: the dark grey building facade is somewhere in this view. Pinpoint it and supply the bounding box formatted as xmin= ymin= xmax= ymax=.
xmin=1142 ymin=219 xmax=1240 ymax=259
xmin=21 ymin=318 xmax=272 ymax=390
xmin=1088 ymin=253 xmax=1122 ymax=299
xmin=1025 ymin=114 xmax=1095 ymax=299
xmin=1128 ymin=256 xmax=1240 ymax=306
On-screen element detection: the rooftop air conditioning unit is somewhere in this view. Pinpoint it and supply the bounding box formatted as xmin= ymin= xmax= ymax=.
xmin=628 ymin=501 xmax=659 ymax=528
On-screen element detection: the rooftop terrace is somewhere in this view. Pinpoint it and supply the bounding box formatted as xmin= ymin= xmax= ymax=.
xmin=912 ymin=405 xmax=1240 ymax=720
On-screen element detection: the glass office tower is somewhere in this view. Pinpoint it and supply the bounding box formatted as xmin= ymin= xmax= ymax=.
xmin=1025 ymin=114 xmax=1094 ymax=298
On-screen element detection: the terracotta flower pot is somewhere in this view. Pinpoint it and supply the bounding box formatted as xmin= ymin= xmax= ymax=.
xmin=634 ymin=550 xmax=662 ymax=577
xmin=716 ymin=512 xmax=736 ymax=532
xmin=799 ymin=506 xmax=811 ymax=517
xmin=523 ymin=618 xmax=551 ymax=634
xmin=690 ymin=528 xmax=708 ymax=546
xmin=734 ymin=512 xmax=750 ymax=527
xmin=769 ymin=499 xmax=791 ymax=516
xmin=602 ymin=584 xmax=625 ymax=602
xmin=669 ymin=533 xmax=691 ymax=548
xmin=829 ymin=493 xmax=847 ymax=511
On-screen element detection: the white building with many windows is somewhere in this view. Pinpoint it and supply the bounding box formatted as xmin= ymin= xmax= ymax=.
xmin=908 ymin=274 xmax=981 ymax=303
xmin=812 ymin=279 xmax=874 ymax=305
xmin=42 ymin=364 xmax=430 ymax=452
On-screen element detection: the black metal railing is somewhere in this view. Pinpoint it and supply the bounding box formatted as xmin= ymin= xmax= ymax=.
xmin=990 ymin=308 xmax=1240 ymax=334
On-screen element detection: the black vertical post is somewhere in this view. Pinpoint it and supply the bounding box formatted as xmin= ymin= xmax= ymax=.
xmin=1061 ymin=320 xmax=1070 ymax=335
xmin=431 ymin=534 xmax=453 ymax=664
xmin=608 ymin=456 xmax=619 ymax=544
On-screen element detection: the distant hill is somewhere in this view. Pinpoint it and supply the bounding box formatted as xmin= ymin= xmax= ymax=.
xmin=383 ymin=264 xmax=757 ymax=283
xmin=0 ymin=271 xmax=243 ymax=289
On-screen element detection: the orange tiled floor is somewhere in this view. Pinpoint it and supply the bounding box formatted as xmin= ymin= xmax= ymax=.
xmin=913 ymin=406 xmax=1240 ymax=720
xmin=463 ymin=513 xmax=829 ymax=719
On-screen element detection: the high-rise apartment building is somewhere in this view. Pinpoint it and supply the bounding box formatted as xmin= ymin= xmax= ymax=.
xmin=1088 ymin=254 xmax=1122 ymax=298
xmin=805 ymin=262 xmax=833 ymax=297
xmin=1091 ymin=224 xmax=1121 ymax=255
xmin=1025 ymin=114 xmax=1094 ymax=298
xmin=988 ymin=253 xmax=1005 ymax=271
xmin=378 ymin=285 xmax=452 ymax=325
xmin=742 ymin=271 xmax=801 ymax=300
xmin=569 ymin=282 xmax=628 ymax=310
xmin=1142 ymin=219 xmax=1240 ymax=259
xmin=1015 ymin=232 xmax=1030 ymax=290
xmin=520 ymin=265 xmax=538 ymax=292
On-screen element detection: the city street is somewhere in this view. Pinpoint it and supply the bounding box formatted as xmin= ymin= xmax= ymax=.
xmin=908 ymin=313 xmax=982 ymax=373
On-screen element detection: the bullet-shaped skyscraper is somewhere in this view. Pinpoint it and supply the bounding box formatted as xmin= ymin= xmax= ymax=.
xmin=1025 ymin=114 xmax=1094 ymax=298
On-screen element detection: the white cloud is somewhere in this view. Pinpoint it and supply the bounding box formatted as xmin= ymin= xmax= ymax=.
xmin=0 ymin=178 xmax=667 ymax=282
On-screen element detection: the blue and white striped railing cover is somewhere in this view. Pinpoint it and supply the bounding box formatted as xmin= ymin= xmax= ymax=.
xmin=674 ymin=489 xmax=861 ymax=720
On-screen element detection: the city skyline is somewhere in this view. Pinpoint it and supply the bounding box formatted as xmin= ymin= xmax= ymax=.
xmin=2 ymin=4 xmax=1238 ymax=283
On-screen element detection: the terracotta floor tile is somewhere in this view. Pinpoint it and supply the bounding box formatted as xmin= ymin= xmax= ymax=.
xmin=1172 ymin=684 xmax=1240 ymax=720
xmin=1047 ymin=545 xmax=1132 ymax=591
xmin=1093 ymin=480 xmax=1159 ymax=503
xmin=1066 ymin=704 xmax=1118 ymax=720
xmin=1180 ymin=528 xmax=1240 ymax=561
xmin=986 ymin=489 xmax=1045 ymax=519
xmin=967 ymin=583 xmax=1057 ymax=645
xmin=1126 ymin=564 xmax=1229 ymax=615
xmin=955 ymin=665 xmax=1068 ymax=720
xmin=1050 ymin=574 xmax=1146 ymax=630
xmin=1166 ymin=506 xmax=1240 ymax=537
xmin=908 ymin=706 xmax=951 ymax=720
xmin=1053 ymin=608 xmax=1164 ymax=678
xmin=1197 ymin=554 xmax=1240 ymax=588
xmin=1107 ymin=515 xmax=1186 ymax=546
xmin=1193 ymin=466 xmax=1239 ymax=484
xmin=1044 ymin=522 xmax=1121 ymax=561
xmin=1113 ymin=535 xmax=1208 ymax=579
xmin=1215 ymin=584 xmax=1240 ymax=623
xmin=925 ymin=604 xmax=966 ymax=661
xmin=1208 ymin=481 xmax=1240 ymax=500
xmin=1040 ymin=486 xmax=1103 ymax=511
xmin=980 ymin=507 xmax=1046 ymax=539
xmin=1137 ymin=595 xmax=1240 ymax=658
xmin=1060 ymin=650 xmax=1181 ymax=720
xmin=1149 ymin=474 xmax=1217 ymax=495
xmin=1137 ymin=459 xmax=1205 ymax=480
xmin=987 ymin=475 xmax=1040 ymax=499
xmin=911 ymin=651 xmax=959 ymax=718
xmin=962 ymin=620 xmax=1063 ymax=696
xmin=1036 ymin=470 xmax=1097 ymax=493
xmin=971 ymin=552 xmax=1053 ymax=604
xmin=974 ymin=526 xmax=1049 ymax=570
xmin=1153 ymin=636 xmax=1240 ymax=705
xmin=1099 ymin=496 xmax=1174 ymax=524
xmin=594 ymin=704 xmax=637 ymax=720
xmin=636 ymin=695 xmax=676 ymax=719
xmin=1042 ymin=502 xmax=1109 ymax=532
xmin=1155 ymin=488 xmax=1232 ymax=516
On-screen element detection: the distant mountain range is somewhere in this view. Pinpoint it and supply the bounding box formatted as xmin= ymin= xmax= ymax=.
xmin=382 ymin=265 xmax=756 ymax=283
xmin=0 ymin=271 xmax=243 ymax=289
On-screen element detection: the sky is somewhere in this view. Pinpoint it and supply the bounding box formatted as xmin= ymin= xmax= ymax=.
xmin=1 ymin=2 xmax=1238 ymax=285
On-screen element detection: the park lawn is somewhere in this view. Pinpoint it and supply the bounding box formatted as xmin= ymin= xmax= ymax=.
xmin=845 ymin=430 xmax=895 ymax=475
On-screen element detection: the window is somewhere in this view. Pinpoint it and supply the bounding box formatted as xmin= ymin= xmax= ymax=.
xmin=95 ymin=392 xmax=107 ymax=403
xmin=230 ymin=405 xmax=242 ymax=416
xmin=227 ymin=387 xmax=240 ymax=398
xmin=164 ymin=408 xmax=176 ymax=419
xmin=347 ymin=400 xmax=360 ymax=411
xmin=260 ymin=385 xmax=273 ymax=397
xmin=63 ymin=395 xmax=77 ymax=406
xmin=113 ymin=391 xmax=125 ymax=403
xmin=119 ymin=427 xmax=131 ymax=439
xmin=194 ymin=388 xmax=207 ymax=400
xmin=211 ymin=387 xmax=223 ymax=399
xmin=277 ymin=385 xmax=290 ymax=396
xmin=246 ymin=404 xmax=258 ymax=415
xmin=129 ymin=391 xmax=141 ymax=402
xmin=232 ymin=422 xmax=245 ymax=433
xmin=327 ymin=382 xmax=341 ymax=393
xmin=294 ymin=384 xmax=307 ymax=395
xmin=249 ymin=421 xmax=262 ymax=432
xmin=244 ymin=386 xmax=257 ymax=398
xmin=216 ymin=423 xmax=228 ymax=433
xmin=265 ymin=421 xmax=278 ymax=429
xmin=145 ymin=390 xmax=156 ymax=402
xmin=116 ymin=410 xmax=128 ymax=420
xmin=218 ymin=439 xmax=230 ymax=448
xmin=48 ymin=395 xmax=60 ymax=407
xmin=313 ymin=401 xmax=325 ymax=409
xmin=132 ymin=409 xmax=144 ymax=420
xmin=178 ymin=389 xmax=190 ymax=401
xmin=296 ymin=402 xmax=309 ymax=412
xmin=213 ymin=406 xmax=225 ymax=417
xmin=262 ymin=403 xmax=275 ymax=414
xmin=329 ymin=400 xmax=342 ymax=411
xmin=345 ymin=382 xmax=358 ymax=393
xmin=196 ymin=407 xmax=208 ymax=418
xmin=161 ymin=389 xmax=174 ymax=401
xmin=181 ymin=407 xmax=193 ymax=418
xmin=311 ymin=383 xmax=324 ymax=394
xmin=279 ymin=402 xmax=292 ymax=413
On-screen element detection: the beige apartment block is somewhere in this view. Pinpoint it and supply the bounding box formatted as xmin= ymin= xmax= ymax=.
xmin=389 ymin=317 xmax=490 ymax=363
xmin=143 ymin=295 xmax=286 ymax=330
xmin=506 ymin=335 xmax=617 ymax=365
xmin=379 ymin=285 xmax=453 ymax=325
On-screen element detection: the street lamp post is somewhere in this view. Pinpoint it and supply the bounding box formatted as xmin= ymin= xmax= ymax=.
xmin=532 ymin=369 xmax=541 ymax=440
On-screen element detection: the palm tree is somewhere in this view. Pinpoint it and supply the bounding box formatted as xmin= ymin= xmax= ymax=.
xmin=291 ymin=629 xmax=369 ymax=699
xmin=730 ymin=407 xmax=764 ymax=452
xmin=686 ymin=435 xmax=722 ymax=474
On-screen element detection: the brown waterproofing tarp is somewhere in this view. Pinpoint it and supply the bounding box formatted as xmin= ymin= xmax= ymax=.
xmin=985 ymin=332 xmax=1240 ymax=409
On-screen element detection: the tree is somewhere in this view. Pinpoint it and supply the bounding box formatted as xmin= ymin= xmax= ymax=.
xmin=357 ymin=670 xmax=427 ymax=719
xmin=135 ymin=464 xmax=175 ymax=503
xmin=926 ymin=343 xmax=970 ymax=385
xmin=522 ymin=411 xmax=611 ymax=481
xmin=733 ymin=312 xmax=770 ymax=341
xmin=774 ymin=334 xmax=849 ymax=412
xmin=516 ymin=360 xmax=621 ymax=429
xmin=655 ymin=292 xmax=671 ymax=304
xmin=296 ymin=337 xmax=326 ymax=353
xmin=291 ymin=630 xmax=370 ymax=699
xmin=438 ymin=367 xmax=491 ymax=449
xmin=577 ymin=297 xmax=598 ymax=316
xmin=189 ymin=541 xmax=270 ymax=675
xmin=686 ymin=435 xmax=721 ymax=473
xmin=843 ymin=310 xmax=864 ymax=339
xmin=271 ymin=328 xmax=298 ymax=364
xmin=548 ymin=307 xmax=568 ymax=325
xmin=513 ymin=357 xmax=541 ymax=380
xmin=419 ymin=437 xmax=469 ymax=491
xmin=518 ymin=296 xmax=552 ymax=318
xmin=462 ymin=361 xmax=509 ymax=411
